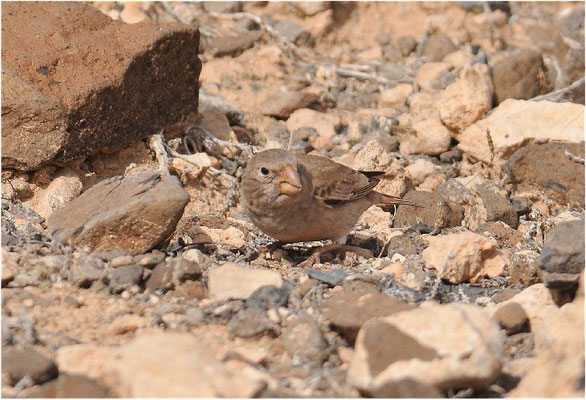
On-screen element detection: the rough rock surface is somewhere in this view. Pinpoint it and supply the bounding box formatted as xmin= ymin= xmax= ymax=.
xmin=422 ymin=231 xmax=508 ymax=284
xmin=394 ymin=190 xmax=464 ymax=229
xmin=398 ymin=119 xmax=452 ymax=156
xmin=439 ymin=64 xmax=493 ymax=134
xmin=347 ymin=303 xmax=504 ymax=394
xmin=1 ymin=2 xmax=201 ymax=170
xmin=458 ymin=99 xmax=584 ymax=165
xmin=539 ymin=219 xmax=585 ymax=290
xmin=491 ymin=50 xmax=548 ymax=104
xmin=2 ymin=3 xmax=584 ymax=399
xmin=503 ymin=142 xmax=585 ymax=208
xmin=48 ymin=171 xmax=190 ymax=255
xmin=322 ymin=288 xmax=414 ymax=342
xmin=56 ymin=333 xmax=266 ymax=397
xmin=510 ymin=278 xmax=584 ymax=397
xmin=29 ymin=171 xmax=83 ymax=220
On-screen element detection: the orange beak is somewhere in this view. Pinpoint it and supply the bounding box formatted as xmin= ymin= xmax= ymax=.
xmin=279 ymin=164 xmax=302 ymax=195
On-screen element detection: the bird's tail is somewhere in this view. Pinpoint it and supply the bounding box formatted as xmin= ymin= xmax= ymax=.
xmin=370 ymin=192 xmax=421 ymax=207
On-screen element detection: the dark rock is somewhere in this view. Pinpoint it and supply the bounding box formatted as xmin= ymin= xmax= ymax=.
xmin=475 ymin=184 xmax=518 ymax=228
xmin=2 ymin=346 xmax=58 ymax=385
xmin=395 ymin=35 xmax=417 ymax=57
xmin=492 ymin=287 xmax=522 ymax=303
xmin=439 ymin=148 xmax=462 ymax=163
xmin=2 ymin=2 xmax=201 ymax=171
xmin=106 ymin=265 xmax=144 ymax=294
xmin=207 ymin=31 xmax=262 ymax=57
xmin=503 ymin=142 xmax=585 ymax=208
xmin=145 ymin=258 xmax=202 ymax=292
xmin=494 ymin=302 xmax=529 ymax=335
xmin=387 ymin=230 xmax=427 ymax=257
xmin=394 ymin=190 xmax=464 ymax=229
xmin=540 ymin=219 xmax=585 ymax=290
xmin=246 ymin=285 xmax=289 ymax=310
xmin=228 ymin=308 xmax=277 ymax=338
xmin=283 ymin=317 xmax=329 ymax=363
xmin=195 ymin=107 xmax=233 ymax=141
xmin=272 ymin=20 xmax=312 ymax=46
xmin=322 ymin=288 xmax=414 ymax=343
xmin=202 ymin=1 xmax=242 ymax=13
xmin=421 ymin=33 xmax=457 ymax=62
xmin=477 ymin=221 xmax=525 ymax=248
xmin=307 ymin=268 xmax=348 ymax=286
xmin=48 ymin=171 xmax=190 ymax=255
xmin=259 ymin=91 xmax=317 ymax=118
xmin=491 ymin=50 xmax=549 ymax=104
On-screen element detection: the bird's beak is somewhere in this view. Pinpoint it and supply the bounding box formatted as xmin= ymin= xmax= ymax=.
xmin=279 ymin=164 xmax=302 ymax=195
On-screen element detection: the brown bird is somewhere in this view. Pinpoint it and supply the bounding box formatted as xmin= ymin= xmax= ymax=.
xmin=240 ymin=148 xmax=417 ymax=266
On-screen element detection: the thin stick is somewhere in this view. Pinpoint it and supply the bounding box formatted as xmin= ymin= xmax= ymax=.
xmin=530 ymin=77 xmax=585 ymax=102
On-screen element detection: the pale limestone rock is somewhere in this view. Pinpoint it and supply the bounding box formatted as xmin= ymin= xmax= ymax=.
xmin=287 ymin=108 xmax=340 ymax=139
xmin=347 ymin=303 xmax=504 ymax=393
xmin=439 ymin=64 xmax=493 ymax=135
xmin=422 ymin=231 xmax=508 ymax=283
xmin=458 ymin=99 xmax=584 ymax=165
xmin=398 ymin=119 xmax=452 ymax=156
xmin=208 ymin=263 xmax=283 ymax=301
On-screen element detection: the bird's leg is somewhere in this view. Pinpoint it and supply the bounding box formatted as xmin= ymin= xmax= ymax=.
xmin=298 ymin=244 xmax=374 ymax=267
xmin=340 ymin=245 xmax=374 ymax=259
xmin=298 ymin=243 xmax=345 ymax=267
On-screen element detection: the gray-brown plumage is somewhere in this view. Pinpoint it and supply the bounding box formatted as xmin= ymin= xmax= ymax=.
xmin=240 ymin=149 xmax=416 ymax=252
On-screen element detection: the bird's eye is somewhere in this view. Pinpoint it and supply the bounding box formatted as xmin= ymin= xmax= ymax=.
xmin=260 ymin=167 xmax=269 ymax=176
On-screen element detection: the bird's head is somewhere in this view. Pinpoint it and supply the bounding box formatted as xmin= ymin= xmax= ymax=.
xmin=241 ymin=149 xmax=311 ymax=209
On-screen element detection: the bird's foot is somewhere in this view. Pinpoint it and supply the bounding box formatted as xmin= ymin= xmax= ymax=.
xmin=297 ymin=243 xmax=344 ymax=267
xmin=297 ymin=244 xmax=374 ymax=267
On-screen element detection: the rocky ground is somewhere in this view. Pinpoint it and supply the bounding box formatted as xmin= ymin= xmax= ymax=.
xmin=1 ymin=1 xmax=585 ymax=398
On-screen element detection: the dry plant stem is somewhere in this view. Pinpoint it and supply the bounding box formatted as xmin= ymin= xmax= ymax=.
xmin=185 ymin=125 xmax=262 ymax=154
xmin=148 ymin=133 xmax=171 ymax=176
xmin=529 ymin=77 xmax=585 ymax=102
xmin=565 ymin=150 xmax=585 ymax=165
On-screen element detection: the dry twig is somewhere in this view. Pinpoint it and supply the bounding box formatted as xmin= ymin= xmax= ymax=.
xmin=148 ymin=133 xmax=171 ymax=176
xmin=530 ymin=77 xmax=585 ymax=102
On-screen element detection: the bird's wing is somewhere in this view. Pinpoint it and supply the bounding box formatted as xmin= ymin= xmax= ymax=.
xmin=298 ymin=154 xmax=381 ymax=203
